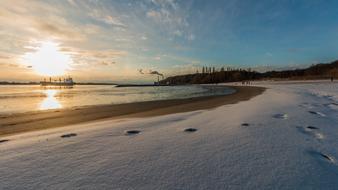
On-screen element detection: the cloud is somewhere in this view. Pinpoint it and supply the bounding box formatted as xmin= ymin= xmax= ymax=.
xmin=0 ymin=63 xmax=20 ymax=68
xmin=59 ymin=47 xmax=127 ymax=59
xmin=0 ymin=51 xmax=23 ymax=68
xmin=103 ymin=15 xmax=126 ymax=28
xmin=81 ymin=50 xmax=127 ymax=59
xmin=0 ymin=54 xmax=11 ymax=60
xmin=138 ymin=69 xmax=144 ymax=74
xmin=0 ymin=0 xmax=87 ymax=43
xmin=61 ymin=47 xmax=127 ymax=68
xmin=187 ymin=34 xmax=195 ymax=41
xmin=89 ymin=9 xmax=126 ymax=28
xmin=147 ymin=10 xmax=162 ymax=20
xmin=67 ymin=0 xmax=77 ymax=6
xmin=33 ymin=20 xmax=85 ymax=41
xmin=145 ymin=1 xmax=194 ymax=42
xmin=99 ymin=61 xmax=116 ymax=66
xmin=151 ymin=0 xmax=178 ymax=10
xmin=173 ymin=30 xmax=183 ymax=37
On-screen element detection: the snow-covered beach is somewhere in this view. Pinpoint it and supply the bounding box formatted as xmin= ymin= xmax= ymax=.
xmin=1 ymin=81 xmax=338 ymax=189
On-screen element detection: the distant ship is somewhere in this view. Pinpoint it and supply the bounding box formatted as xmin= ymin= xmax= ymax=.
xmin=40 ymin=77 xmax=74 ymax=86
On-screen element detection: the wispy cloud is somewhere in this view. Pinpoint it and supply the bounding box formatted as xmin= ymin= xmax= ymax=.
xmin=60 ymin=47 xmax=127 ymax=68
xmin=32 ymin=20 xmax=86 ymax=41
xmin=77 ymin=50 xmax=127 ymax=59
xmin=146 ymin=0 xmax=195 ymax=41
xmin=151 ymin=0 xmax=178 ymax=10
xmin=89 ymin=9 xmax=127 ymax=28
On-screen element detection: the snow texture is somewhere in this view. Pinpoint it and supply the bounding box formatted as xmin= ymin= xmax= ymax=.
xmin=1 ymin=81 xmax=338 ymax=189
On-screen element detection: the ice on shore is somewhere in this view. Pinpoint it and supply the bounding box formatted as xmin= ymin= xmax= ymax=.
xmin=0 ymin=81 xmax=338 ymax=189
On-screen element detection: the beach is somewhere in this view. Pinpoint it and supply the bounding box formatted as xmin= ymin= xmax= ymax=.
xmin=1 ymin=81 xmax=338 ymax=189
xmin=0 ymin=85 xmax=264 ymax=137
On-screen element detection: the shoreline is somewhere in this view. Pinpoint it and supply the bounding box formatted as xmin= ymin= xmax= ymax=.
xmin=0 ymin=85 xmax=265 ymax=137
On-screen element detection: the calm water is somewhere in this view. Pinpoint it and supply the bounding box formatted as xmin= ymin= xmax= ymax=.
xmin=0 ymin=85 xmax=235 ymax=114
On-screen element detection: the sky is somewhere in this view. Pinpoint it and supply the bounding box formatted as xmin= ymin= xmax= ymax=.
xmin=1 ymin=0 xmax=338 ymax=83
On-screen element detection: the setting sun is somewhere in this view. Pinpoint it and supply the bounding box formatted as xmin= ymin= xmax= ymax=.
xmin=22 ymin=41 xmax=72 ymax=76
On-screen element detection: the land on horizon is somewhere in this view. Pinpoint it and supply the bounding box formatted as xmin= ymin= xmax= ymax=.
xmin=0 ymin=81 xmax=118 ymax=85
xmin=2 ymin=60 xmax=338 ymax=85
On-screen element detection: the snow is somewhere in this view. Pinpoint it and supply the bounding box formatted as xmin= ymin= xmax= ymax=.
xmin=1 ymin=81 xmax=338 ymax=189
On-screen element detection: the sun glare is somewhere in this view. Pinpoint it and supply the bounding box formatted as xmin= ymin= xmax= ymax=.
xmin=39 ymin=89 xmax=62 ymax=110
xmin=23 ymin=41 xmax=72 ymax=76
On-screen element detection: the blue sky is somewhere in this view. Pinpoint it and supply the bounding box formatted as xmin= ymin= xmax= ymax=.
xmin=1 ymin=0 xmax=338 ymax=82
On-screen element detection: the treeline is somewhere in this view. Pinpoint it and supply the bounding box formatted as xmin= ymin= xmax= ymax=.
xmin=0 ymin=81 xmax=39 ymax=85
xmin=160 ymin=60 xmax=338 ymax=85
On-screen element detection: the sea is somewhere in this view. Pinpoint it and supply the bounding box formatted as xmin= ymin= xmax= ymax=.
xmin=0 ymin=85 xmax=235 ymax=114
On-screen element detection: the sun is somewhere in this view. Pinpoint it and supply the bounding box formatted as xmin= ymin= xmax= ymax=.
xmin=23 ymin=41 xmax=72 ymax=76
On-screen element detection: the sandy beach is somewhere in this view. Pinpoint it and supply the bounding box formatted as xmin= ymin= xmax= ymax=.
xmin=0 ymin=85 xmax=265 ymax=137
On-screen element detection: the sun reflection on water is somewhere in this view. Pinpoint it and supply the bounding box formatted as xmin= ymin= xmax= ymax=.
xmin=39 ymin=89 xmax=62 ymax=110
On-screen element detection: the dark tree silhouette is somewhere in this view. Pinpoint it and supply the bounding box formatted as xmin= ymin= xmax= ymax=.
xmin=160 ymin=60 xmax=338 ymax=85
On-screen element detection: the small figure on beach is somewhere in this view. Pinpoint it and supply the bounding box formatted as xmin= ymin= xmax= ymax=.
xmin=242 ymin=81 xmax=251 ymax=85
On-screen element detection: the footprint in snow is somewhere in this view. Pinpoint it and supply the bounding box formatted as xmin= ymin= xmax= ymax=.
xmin=299 ymin=103 xmax=314 ymax=109
xmin=319 ymin=153 xmax=335 ymax=163
xmin=308 ymin=111 xmax=326 ymax=117
xmin=323 ymin=102 xmax=338 ymax=106
xmin=125 ymin=130 xmax=141 ymax=135
xmin=297 ymin=126 xmax=324 ymax=140
xmin=323 ymin=103 xmax=338 ymax=110
xmin=307 ymin=126 xmax=319 ymax=130
xmin=323 ymin=95 xmax=333 ymax=99
xmin=0 ymin=139 xmax=9 ymax=144
xmin=308 ymin=150 xmax=336 ymax=164
xmin=60 ymin=133 xmax=77 ymax=138
xmin=273 ymin=113 xmax=288 ymax=119
xmin=184 ymin=128 xmax=198 ymax=132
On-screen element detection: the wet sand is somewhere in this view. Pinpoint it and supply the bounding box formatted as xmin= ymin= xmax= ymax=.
xmin=0 ymin=86 xmax=265 ymax=137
